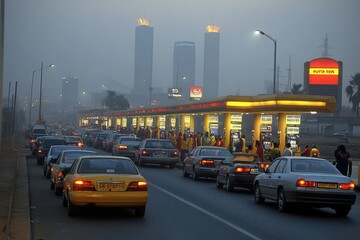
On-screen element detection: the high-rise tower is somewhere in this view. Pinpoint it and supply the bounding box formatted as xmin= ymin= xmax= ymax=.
xmin=203 ymin=25 xmax=220 ymax=99
xmin=133 ymin=18 xmax=154 ymax=103
xmin=173 ymin=41 xmax=195 ymax=101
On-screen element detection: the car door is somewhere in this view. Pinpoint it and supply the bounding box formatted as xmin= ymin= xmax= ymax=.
xmin=259 ymin=159 xmax=280 ymax=197
xmin=184 ymin=148 xmax=199 ymax=174
xmin=217 ymin=156 xmax=234 ymax=183
xmin=268 ymin=159 xmax=287 ymax=199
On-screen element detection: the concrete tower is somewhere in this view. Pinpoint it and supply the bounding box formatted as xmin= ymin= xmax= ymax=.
xmin=173 ymin=41 xmax=195 ymax=101
xmin=133 ymin=18 xmax=154 ymax=104
xmin=203 ymin=25 xmax=220 ymax=99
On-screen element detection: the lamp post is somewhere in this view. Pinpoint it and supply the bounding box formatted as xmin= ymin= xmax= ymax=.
xmin=255 ymin=30 xmax=277 ymax=94
xmin=28 ymin=63 xmax=54 ymax=127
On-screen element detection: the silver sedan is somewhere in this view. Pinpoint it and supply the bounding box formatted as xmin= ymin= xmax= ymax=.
xmin=253 ymin=157 xmax=356 ymax=217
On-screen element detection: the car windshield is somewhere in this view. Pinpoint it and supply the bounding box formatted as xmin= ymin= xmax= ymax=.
xmin=199 ymin=148 xmax=231 ymax=157
xmin=145 ymin=140 xmax=174 ymax=149
xmin=65 ymin=137 xmax=81 ymax=142
xmin=78 ymin=158 xmax=138 ymax=174
xmin=291 ymin=159 xmax=340 ymax=174
xmin=121 ymin=138 xmax=140 ymax=146
xmin=43 ymin=140 xmax=66 ymax=148
xmin=62 ymin=152 xmax=97 ymax=164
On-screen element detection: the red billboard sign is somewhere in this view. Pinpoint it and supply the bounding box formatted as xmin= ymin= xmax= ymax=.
xmin=309 ymin=58 xmax=339 ymax=85
xmin=190 ymin=86 xmax=202 ymax=100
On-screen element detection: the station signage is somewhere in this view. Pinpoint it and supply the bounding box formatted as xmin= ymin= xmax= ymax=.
xmin=116 ymin=118 xmax=121 ymax=126
xmin=168 ymin=88 xmax=182 ymax=99
xmin=209 ymin=115 xmax=218 ymax=122
xmin=184 ymin=115 xmax=191 ymax=129
xmin=260 ymin=115 xmax=272 ymax=125
xmin=286 ymin=115 xmax=301 ymax=125
xmin=122 ymin=117 xmax=127 ymax=127
xmin=287 ymin=126 xmax=300 ymax=135
xmin=190 ymin=86 xmax=203 ymax=101
xmin=309 ymin=58 xmax=339 ymax=85
xmin=170 ymin=117 xmax=176 ymax=128
xmin=231 ymin=114 xmax=242 ymax=122
xmin=139 ymin=117 xmax=145 ymax=127
xmin=146 ymin=117 xmax=153 ymax=127
xmin=159 ymin=116 xmax=166 ymax=130
xmin=260 ymin=125 xmax=272 ymax=132
xmin=231 ymin=114 xmax=242 ymax=130
xmin=132 ymin=118 xmax=137 ymax=127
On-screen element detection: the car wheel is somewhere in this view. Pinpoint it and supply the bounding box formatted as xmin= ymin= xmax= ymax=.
xmin=134 ymin=206 xmax=146 ymax=217
xmin=226 ymin=176 xmax=234 ymax=192
xmin=62 ymin=194 xmax=67 ymax=207
xmin=335 ymin=205 xmax=351 ymax=217
xmin=254 ymin=183 xmax=265 ymax=204
xmin=183 ymin=165 xmax=189 ymax=177
xmin=67 ymin=198 xmax=78 ymax=217
xmin=216 ymin=176 xmax=224 ymax=189
xmin=54 ymin=185 xmax=62 ymax=196
xmin=277 ymin=188 xmax=288 ymax=212
xmin=169 ymin=163 xmax=175 ymax=169
xmin=192 ymin=169 xmax=199 ymax=181
xmin=50 ymin=180 xmax=55 ymax=190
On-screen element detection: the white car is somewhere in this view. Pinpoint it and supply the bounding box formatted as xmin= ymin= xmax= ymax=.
xmin=253 ymin=157 xmax=356 ymax=217
xmin=43 ymin=145 xmax=81 ymax=178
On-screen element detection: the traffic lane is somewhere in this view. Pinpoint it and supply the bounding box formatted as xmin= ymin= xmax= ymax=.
xmin=138 ymin=165 xmax=360 ymax=240
xmin=27 ymin=156 xmax=258 ymax=240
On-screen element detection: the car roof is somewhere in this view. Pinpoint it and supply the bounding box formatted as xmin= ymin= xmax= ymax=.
xmin=76 ymin=155 xmax=132 ymax=161
xmin=61 ymin=150 xmax=96 ymax=154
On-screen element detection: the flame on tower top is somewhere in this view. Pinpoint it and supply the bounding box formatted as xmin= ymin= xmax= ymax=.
xmin=137 ymin=18 xmax=150 ymax=26
xmin=206 ymin=25 xmax=220 ymax=33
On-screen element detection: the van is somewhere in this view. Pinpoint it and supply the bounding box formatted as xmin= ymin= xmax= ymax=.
xmin=32 ymin=125 xmax=47 ymax=135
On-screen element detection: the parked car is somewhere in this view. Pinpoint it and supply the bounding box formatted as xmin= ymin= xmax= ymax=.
xmin=50 ymin=150 xmax=97 ymax=195
xmin=43 ymin=145 xmax=82 ymax=178
xmin=93 ymin=131 xmax=112 ymax=148
xmin=63 ymin=155 xmax=148 ymax=217
xmin=216 ymin=153 xmax=264 ymax=192
xmin=253 ymin=157 xmax=357 ymax=216
xmin=183 ymin=146 xmax=232 ymax=180
xmin=103 ymin=133 xmax=132 ymax=152
xmin=112 ymin=136 xmax=141 ymax=160
xmin=134 ymin=139 xmax=179 ymax=168
xmin=64 ymin=136 xmax=84 ymax=148
xmin=36 ymin=138 xmax=67 ymax=165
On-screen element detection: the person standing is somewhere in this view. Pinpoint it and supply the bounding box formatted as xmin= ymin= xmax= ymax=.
xmin=283 ymin=143 xmax=293 ymax=156
xmin=202 ymin=132 xmax=211 ymax=146
xmin=269 ymin=142 xmax=281 ymax=161
xmin=180 ymin=134 xmax=191 ymax=162
xmin=335 ymin=145 xmax=352 ymax=177
xmin=176 ymin=132 xmax=183 ymax=152
xmin=310 ymin=144 xmax=320 ymax=158
xmin=301 ymin=144 xmax=310 ymax=156
xmin=255 ymin=140 xmax=264 ymax=161
xmin=240 ymin=135 xmax=246 ymax=153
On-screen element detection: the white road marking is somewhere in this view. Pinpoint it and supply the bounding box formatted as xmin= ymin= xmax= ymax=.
xmin=149 ymin=182 xmax=262 ymax=240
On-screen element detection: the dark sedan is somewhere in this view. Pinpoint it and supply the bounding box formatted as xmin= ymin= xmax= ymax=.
xmin=112 ymin=136 xmax=141 ymax=160
xmin=253 ymin=157 xmax=357 ymax=216
xmin=216 ymin=153 xmax=263 ymax=192
xmin=183 ymin=146 xmax=232 ymax=180
xmin=134 ymin=139 xmax=179 ymax=168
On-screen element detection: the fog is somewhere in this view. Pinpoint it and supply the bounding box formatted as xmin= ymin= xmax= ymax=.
xmin=3 ymin=0 xmax=360 ymax=107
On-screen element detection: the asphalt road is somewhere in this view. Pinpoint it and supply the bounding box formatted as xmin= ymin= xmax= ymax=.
xmin=27 ymin=147 xmax=360 ymax=240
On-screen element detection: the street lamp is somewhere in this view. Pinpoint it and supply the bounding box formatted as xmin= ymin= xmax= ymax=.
xmin=255 ymin=30 xmax=277 ymax=94
xmin=28 ymin=63 xmax=54 ymax=127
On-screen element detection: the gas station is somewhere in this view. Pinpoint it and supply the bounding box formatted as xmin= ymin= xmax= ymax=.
xmin=79 ymin=94 xmax=336 ymax=152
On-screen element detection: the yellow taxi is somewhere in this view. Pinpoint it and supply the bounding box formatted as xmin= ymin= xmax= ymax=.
xmin=63 ymin=155 xmax=148 ymax=217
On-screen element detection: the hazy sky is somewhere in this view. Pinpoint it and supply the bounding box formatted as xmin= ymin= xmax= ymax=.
xmin=4 ymin=0 xmax=360 ymax=106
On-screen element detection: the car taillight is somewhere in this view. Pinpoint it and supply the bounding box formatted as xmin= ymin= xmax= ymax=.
xmin=171 ymin=151 xmax=179 ymax=157
xmin=102 ymin=140 xmax=106 ymax=144
xmin=200 ymin=160 xmax=215 ymax=166
xmin=296 ymin=178 xmax=316 ymax=187
xmin=57 ymin=171 xmax=64 ymax=181
xmin=30 ymin=139 xmax=36 ymax=143
xmin=77 ymin=142 xmax=84 ymax=147
xmin=73 ymin=180 xmax=95 ymax=191
xmin=339 ymin=182 xmax=355 ymax=190
xmin=127 ymin=181 xmax=148 ymax=191
xmin=119 ymin=145 xmax=128 ymax=150
xmin=235 ymin=167 xmax=251 ymax=173
xmin=38 ymin=149 xmax=42 ymax=153
xmin=141 ymin=150 xmax=149 ymax=156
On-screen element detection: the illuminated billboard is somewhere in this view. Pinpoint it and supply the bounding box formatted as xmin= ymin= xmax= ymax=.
xmin=309 ymin=58 xmax=339 ymax=85
xmin=168 ymin=88 xmax=182 ymax=99
xmin=190 ymin=86 xmax=203 ymax=101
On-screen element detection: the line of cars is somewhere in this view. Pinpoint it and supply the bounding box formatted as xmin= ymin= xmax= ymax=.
xmin=181 ymin=146 xmax=356 ymax=217
xmin=30 ymin=131 xmax=149 ymax=217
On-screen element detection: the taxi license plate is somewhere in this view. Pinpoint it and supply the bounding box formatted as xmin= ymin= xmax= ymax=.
xmin=98 ymin=182 xmax=125 ymax=191
xmin=317 ymin=183 xmax=338 ymax=189
xmin=250 ymin=169 xmax=258 ymax=173
xmin=154 ymin=152 xmax=167 ymax=156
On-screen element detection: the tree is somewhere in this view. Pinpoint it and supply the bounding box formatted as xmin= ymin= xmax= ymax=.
xmin=290 ymin=83 xmax=304 ymax=94
xmin=345 ymin=73 xmax=360 ymax=117
xmin=102 ymin=91 xmax=130 ymax=110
